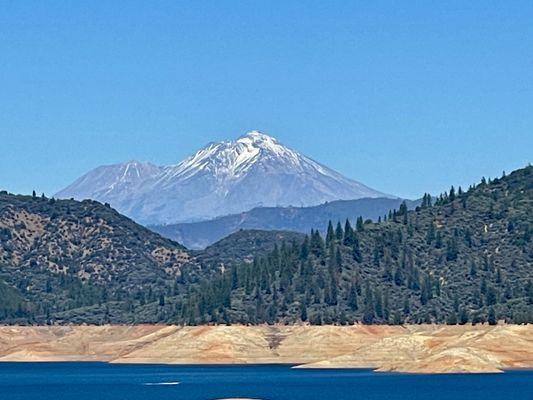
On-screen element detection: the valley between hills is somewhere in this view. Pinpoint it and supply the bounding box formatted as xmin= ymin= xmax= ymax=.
xmin=0 ymin=324 xmax=532 ymax=374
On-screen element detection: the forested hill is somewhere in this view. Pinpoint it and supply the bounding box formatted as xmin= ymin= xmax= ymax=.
xmin=179 ymin=166 xmax=532 ymax=325
xmin=0 ymin=166 xmax=531 ymax=325
xmin=0 ymin=192 xmax=301 ymax=323
xmin=194 ymin=229 xmax=305 ymax=268
xmin=0 ymin=192 xmax=190 ymax=321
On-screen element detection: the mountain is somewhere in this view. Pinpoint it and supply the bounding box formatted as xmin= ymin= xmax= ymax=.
xmin=56 ymin=161 xmax=162 ymax=205
xmin=151 ymin=197 xmax=421 ymax=249
xmin=194 ymin=229 xmax=306 ymax=268
xmin=1 ymin=166 xmax=531 ymax=325
xmin=178 ymin=165 xmax=533 ymax=325
xmin=0 ymin=191 xmax=190 ymax=322
xmin=0 ymin=166 xmax=533 ymax=324
xmin=56 ymin=131 xmax=392 ymax=225
xmin=0 ymin=191 xmax=300 ymax=323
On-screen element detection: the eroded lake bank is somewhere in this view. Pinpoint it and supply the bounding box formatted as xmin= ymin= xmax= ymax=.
xmin=0 ymin=324 xmax=531 ymax=373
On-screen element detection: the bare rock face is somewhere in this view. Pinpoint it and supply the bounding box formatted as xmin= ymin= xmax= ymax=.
xmin=0 ymin=324 xmax=532 ymax=373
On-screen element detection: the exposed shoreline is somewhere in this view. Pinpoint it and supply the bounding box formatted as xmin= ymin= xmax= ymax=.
xmin=0 ymin=324 xmax=531 ymax=374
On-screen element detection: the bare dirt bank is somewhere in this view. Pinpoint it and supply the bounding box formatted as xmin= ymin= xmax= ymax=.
xmin=0 ymin=324 xmax=531 ymax=373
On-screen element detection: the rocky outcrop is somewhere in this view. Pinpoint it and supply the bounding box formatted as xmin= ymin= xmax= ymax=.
xmin=0 ymin=324 xmax=531 ymax=373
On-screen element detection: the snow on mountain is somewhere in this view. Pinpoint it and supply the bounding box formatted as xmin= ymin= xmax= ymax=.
xmin=56 ymin=131 xmax=394 ymax=225
xmin=56 ymin=161 xmax=162 ymax=204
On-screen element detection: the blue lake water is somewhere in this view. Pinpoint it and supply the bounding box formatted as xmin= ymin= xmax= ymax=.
xmin=0 ymin=362 xmax=531 ymax=400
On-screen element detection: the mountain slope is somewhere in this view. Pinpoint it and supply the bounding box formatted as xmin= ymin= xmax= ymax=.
xmin=0 ymin=192 xmax=190 ymax=323
xmin=57 ymin=161 xmax=162 ymax=204
xmin=151 ymin=197 xmax=420 ymax=249
xmin=177 ymin=166 xmax=533 ymax=325
xmin=2 ymin=166 xmax=531 ymax=325
xmin=0 ymin=192 xmax=299 ymax=323
xmin=194 ymin=229 xmax=306 ymax=268
xmin=56 ymin=131 xmax=392 ymax=224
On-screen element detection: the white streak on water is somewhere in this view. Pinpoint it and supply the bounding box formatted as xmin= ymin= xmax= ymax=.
xmin=143 ymin=382 xmax=180 ymax=386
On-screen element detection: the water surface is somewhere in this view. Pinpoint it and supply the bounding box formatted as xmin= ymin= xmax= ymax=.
xmin=0 ymin=362 xmax=531 ymax=400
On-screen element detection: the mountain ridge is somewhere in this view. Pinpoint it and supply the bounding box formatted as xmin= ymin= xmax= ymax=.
xmin=56 ymin=131 xmax=392 ymax=225
xmin=0 ymin=191 xmax=190 ymax=322
xmin=177 ymin=165 xmax=533 ymax=325
xmin=1 ymin=166 xmax=531 ymax=325
xmin=151 ymin=197 xmax=420 ymax=249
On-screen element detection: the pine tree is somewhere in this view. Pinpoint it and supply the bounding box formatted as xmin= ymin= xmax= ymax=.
xmin=383 ymin=290 xmax=390 ymax=322
xmin=426 ymin=222 xmax=435 ymax=244
xmin=300 ymin=303 xmax=308 ymax=322
xmin=343 ymin=219 xmax=355 ymax=246
xmin=464 ymin=228 xmax=473 ymax=247
xmin=352 ymin=236 xmax=362 ymax=263
xmin=392 ymin=309 xmax=402 ymax=325
xmin=399 ymin=201 xmax=408 ymax=216
xmin=446 ymin=311 xmax=458 ymax=325
xmin=328 ymin=241 xmax=336 ymax=267
xmin=373 ymin=245 xmax=381 ymax=267
xmin=403 ymin=296 xmax=410 ymax=315
xmin=326 ymin=221 xmax=335 ymax=246
xmin=300 ymin=236 xmax=309 ymax=260
xmin=453 ymin=294 xmax=459 ymax=312
xmin=485 ymin=286 xmax=497 ymax=306
xmin=458 ymin=307 xmax=469 ymax=325
xmin=347 ymin=284 xmax=358 ymax=311
xmin=356 ymin=216 xmax=364 ymax=232
xmin=374 ymin=289 xmax=383 ymax=319
xmin=421 ymin=193 xmax=433 ymax=208
xmin=328 ymin=277 xmax=338 ymax=305
xmin=382 ymin=256 xmax=393 ymax=282
xmin=449 ymin=186 xmax=456 ymax=202
xmin=446 ymin=237 xmax=458 ymax=261
xmin=526 ymin=279 xmax=533 ymax=305
xmin=421 ymin=194 xmax=428 ymax=209
xmin=420 ymin=275 xmax=430 ymax=305
xmin=335 ymin=222 xmax=343 ymax=242
xmin=362 ymin=283 xmax=375 ymax=324
xmin=435 ymin=231 xmax=443 ymax=248
xmin=335 ymin=247 xmax=343 ymax=272
xmin=496 ymin=267 xmax=502 ymax=284
xmin=394 ymin=266 xmax=404 ymax=286
xmin=487 ymin=306 xmax=497 ymax=325
xmin=310 ymin=230 xmax=325 ymax=257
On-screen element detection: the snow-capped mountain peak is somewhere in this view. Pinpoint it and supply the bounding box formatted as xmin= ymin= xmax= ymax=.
xmin=237 ymin=130 xmax=279 ymax=146
xmin=238 ymin=129 xmax=272 ymax=139
xmin=164 ymin=130 xmax=300 ymax=182
xmin=56 ymin=131 xmax=393 ymax=224
xmin=237 ymin=130 xmax=302 ymax=164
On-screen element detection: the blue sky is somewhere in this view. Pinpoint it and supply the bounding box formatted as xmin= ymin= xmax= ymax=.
xmin=1 ymin=1 xmax=532 ymax=199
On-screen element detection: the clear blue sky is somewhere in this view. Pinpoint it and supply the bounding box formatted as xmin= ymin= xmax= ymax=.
xmin=1 ymin=1 xmax=532 ymax=199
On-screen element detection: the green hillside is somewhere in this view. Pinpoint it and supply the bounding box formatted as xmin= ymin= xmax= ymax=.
xmin=0 ymin=166 xmax=531 ymax=325
xmin=0 ymin=192 xmax=190 ymax=323
xmin=178 ymin=166 xmax=532 ymax=325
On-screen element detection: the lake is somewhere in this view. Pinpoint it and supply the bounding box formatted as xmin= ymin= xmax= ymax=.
xmin=0 ymin=363 xmax=531 ymax=400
